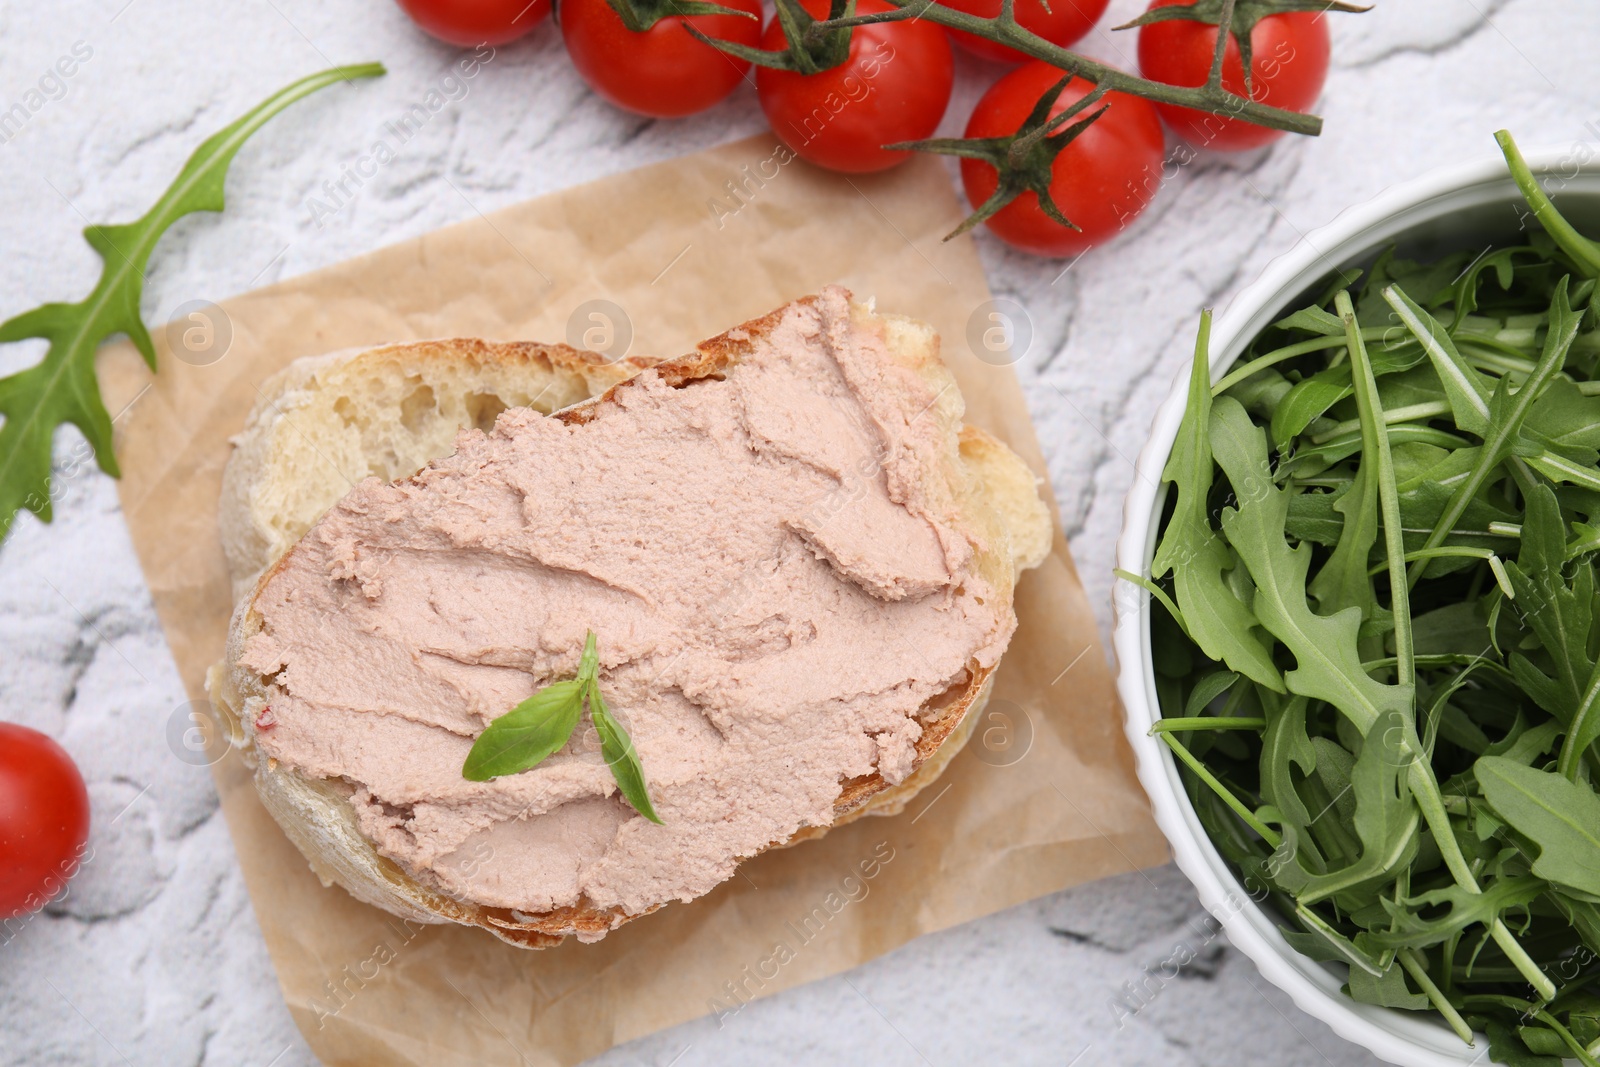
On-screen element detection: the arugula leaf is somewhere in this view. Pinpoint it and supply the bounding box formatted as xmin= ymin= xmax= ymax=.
xmin=1367 ymin=876 xmax=1546 ymax=950
xmin=1275 ymin=305 xmax=1345 ymax=337
xmin=1339 ymin=288 xmax=1414 ymax=681
xmin=1210 ymin=396 xmax=1412 ymax=736
xmin=1152 ymin=311 xmax=1284 ymax=691
xmin=1477 ymin=757 xmax=1600 ymax=897
xmin=1268 ymin=344 xmax=1426 ymax=450
xmin=1259 ymin=694 xmax=1316 ymax=829
xmin=0 ymin=64 xmax=385 ymax=544
xmin=1383 ymin=284 xmax=1492 ymax=436
xmin=1526 ymin=378 xmax=1600 ymax=452
xmin=1283 ymin=719 xmax=1420 ymax=906
xmin=1503 ymin=484 xmax=1596 ymax=733
xmin=1285 ymin=488 xmax=1347 ymax=547
xmin=1409 ymin=277 xmax=1582 ymax=585
xmin=1347 ymin=959 xmax=1428 ymax=1010
xmin=1481 ymin=1020 xmax=1563 ymax=1067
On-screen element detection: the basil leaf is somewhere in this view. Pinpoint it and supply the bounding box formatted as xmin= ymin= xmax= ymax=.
xmin=590 ymin=682 xmax=663 ymax=824
xmin=1476 ymin=756 xmax=1600 ymax=897
xmin=462 ymin=679 xmax=584 ymax=782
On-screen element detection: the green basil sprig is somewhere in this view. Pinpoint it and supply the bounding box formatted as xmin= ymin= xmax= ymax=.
xmin=462 ymin=632 xmax=662 ymax=824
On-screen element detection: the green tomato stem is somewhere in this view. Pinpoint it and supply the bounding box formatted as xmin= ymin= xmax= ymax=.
xmin=856 ymin=0 xmax=1325 ymax=136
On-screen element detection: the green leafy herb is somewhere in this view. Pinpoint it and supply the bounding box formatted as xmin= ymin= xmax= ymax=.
xmin=462 ymin=679 xmax=587 ymax=782
xmin=1477 ymin=757 xmax=1600 ymax=897
xmin=462 ymin=632 xmax=663 ymax=824
xmin=588 ymin=679 xmax=662 ymax=824
xmin=0 ymin=64 xmax=384 ymax=545
xmin=1137 ymin=129 xmax=1600 ymax=1061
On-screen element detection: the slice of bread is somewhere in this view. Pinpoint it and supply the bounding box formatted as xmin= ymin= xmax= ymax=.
xmin=218 ymin=338 xmax=653 ymax=603
xmin=211 ymin=297 xmax=1052 ymax=948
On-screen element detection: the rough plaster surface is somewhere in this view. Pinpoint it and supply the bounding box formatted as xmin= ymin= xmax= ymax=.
xmin=0 ymin=1 xmax=1591 ymax=1064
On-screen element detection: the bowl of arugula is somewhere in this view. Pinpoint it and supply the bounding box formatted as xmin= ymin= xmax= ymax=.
xmin=1114 ymin=133 xmax=1600 ymax=1067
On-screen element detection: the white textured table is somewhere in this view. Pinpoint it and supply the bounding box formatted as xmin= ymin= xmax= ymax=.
xmin=0 ymin=2 xmax=1588 ymax=1064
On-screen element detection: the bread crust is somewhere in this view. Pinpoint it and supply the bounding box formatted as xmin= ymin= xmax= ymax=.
xmin=216 ymin=296 xmax=1050 ymax=947
xmin=219 ymin=338 xmax=651 ymax=601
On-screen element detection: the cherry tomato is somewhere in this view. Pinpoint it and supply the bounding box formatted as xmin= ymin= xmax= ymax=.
xmin=960 ymin=63 xmax=1165 ymax=257
xmin=1135 ymin=0 xmax=1329 ymax=151
xmin=940 ymin=0 xmax=1110 ymax=65
xmin=561 ymin=0 xmax=762 ymax=118
xmin=0 ymin=723 xmax=89 ymax=920
xmin=394 ymin=0 xmax=550 ymax=46
xmin=756 ymin=0 xmax=954 ymax=174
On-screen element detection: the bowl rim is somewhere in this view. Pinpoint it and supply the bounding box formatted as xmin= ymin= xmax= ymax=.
xmin=1111 ymin=141 xmax=1600 ymax=1067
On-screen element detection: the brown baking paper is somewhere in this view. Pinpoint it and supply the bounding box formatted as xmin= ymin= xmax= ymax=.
xmin=99 ymin=134 xmax=1166 ymax=1067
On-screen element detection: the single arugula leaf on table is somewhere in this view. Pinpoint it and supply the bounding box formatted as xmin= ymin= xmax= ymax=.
xmin=0 ymin=63 xmax=384 ymax=544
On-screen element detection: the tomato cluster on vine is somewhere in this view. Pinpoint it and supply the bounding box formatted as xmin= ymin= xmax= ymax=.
xmin=392 ymin=0 xmax=1333 ymax=257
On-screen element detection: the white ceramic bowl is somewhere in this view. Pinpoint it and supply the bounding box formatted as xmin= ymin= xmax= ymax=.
xmin=1112 ymin=144 xmax=1600 ymax=1067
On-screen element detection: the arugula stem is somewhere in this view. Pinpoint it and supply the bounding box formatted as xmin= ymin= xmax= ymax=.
xmin=1497 ymin=130 xmax=1600 ymax=278
xmin=1293 ymin=904 xmax=1386 ymax=976
xmin=1457 ymin=343 xmax=1538 ymax=376
xmin=1365 ymin=549 xmax=1515 ymax=599
xmin=1160 ymin=732 xmax=1282 ymax=848
xmin=1211 ymin=330 xmax=1396 ymax=397
xmin=1113 ymin=568 xmax=1190 ymax=637
xmin=1407 ymin=277 xmax=1580 ymax=590
xmin=1339 ymin=290 xmax=1414 ymax=686
xmin=1150 ymin=717 xmax=1267 ymax=733
xmin=1330 ymin=293 xmax=1543 ymax=996
xmin=1312 ymin=401 xmax=1451 ymax=444
xmin=1558 ymin=659 xmax=1600 ymax=781
xmin=1398 ymin=949 xmax=1474 ymax=1044
xmin=1461 ymin=996 xmax=1600 ymax=1067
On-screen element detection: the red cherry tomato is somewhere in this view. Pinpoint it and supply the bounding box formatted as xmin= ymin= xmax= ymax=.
xmin=1135 ymin=0 xmax=1329 ymax=151
xmin=756 ymin=0 xmax=954 ymax=174
xmin=0 ymin=723 xmax=89 ymax=920
xmin=940 ymin=0 xmax=1110 ymax=65
xmin=561 ymin=0 xmax=762 ymax=117
xmin=394 ymin=0 xmax=550 ymax=46
xmin=960 ymin=63 xmax=1166 ymax=257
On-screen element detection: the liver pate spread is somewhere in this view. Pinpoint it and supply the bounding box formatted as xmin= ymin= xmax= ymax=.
xmin=241 ymin=288 xmax=1013 ymax=923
